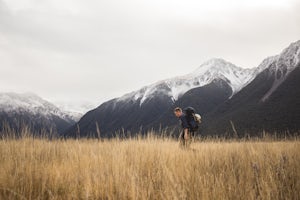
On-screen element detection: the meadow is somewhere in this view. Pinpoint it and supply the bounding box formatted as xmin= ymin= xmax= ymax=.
xmin=0 ymin=134 xmax=299 ymax=200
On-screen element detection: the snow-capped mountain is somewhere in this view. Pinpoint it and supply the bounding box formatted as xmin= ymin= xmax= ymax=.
xmin=64 ymin=40 xmax=300 ymax=138
xmin=255 ymin=41 xmax=300 ymax=75
xmin=203 ymin=40 xmax=300 ymax=136
xmin=0 ymin=92 xmax=78 ymax=136
xmin=119 ymin=40 xmax=299 ymax=107
xmin=64 ymin=58 xmax=258 ymax=137
xmin=0 ymin=92 xmax=80 ymax=122
xmin=259 ymin=41 xmax=300 ymax=101
xmin=119 ymin=58 xmax=255 ymax=105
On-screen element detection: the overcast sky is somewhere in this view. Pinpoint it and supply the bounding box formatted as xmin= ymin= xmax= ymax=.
xmin=0 ymin=0 xmax=299 ymax=112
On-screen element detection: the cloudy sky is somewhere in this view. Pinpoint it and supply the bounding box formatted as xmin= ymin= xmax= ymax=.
xmin=0 ymin=0 xmax=299 ymax=112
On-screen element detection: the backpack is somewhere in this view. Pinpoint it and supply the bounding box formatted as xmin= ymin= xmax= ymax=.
xmin=184 ymin=107 xmax=202 ymax=132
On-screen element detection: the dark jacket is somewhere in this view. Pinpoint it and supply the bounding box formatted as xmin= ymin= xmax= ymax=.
xmin=179 ymin=113 xmax=189 ymax=129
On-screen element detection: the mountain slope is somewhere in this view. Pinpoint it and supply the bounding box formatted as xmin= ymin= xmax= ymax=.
xmin=119 ymin=58 xmax=254 ymax=105
xmin=64 ymin=59 xmax=254 ymax=137
xmin=65 ymin=40 xmax=300 ymax=138
xmin=202 ymin=40 xmax=300 ymax=136
xmin=144 ymin=79 xmax=233 ymax=132
xmin=0 ymin=93 xmax=77 ymax=136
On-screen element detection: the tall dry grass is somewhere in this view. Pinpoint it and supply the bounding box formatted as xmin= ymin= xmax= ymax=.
xmin=0 ymin=135 xmax=299 ymax=200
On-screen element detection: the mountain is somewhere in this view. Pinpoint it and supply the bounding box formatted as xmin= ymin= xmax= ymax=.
xmin=64 ymin=58 xmax=256 ymax=138
xmin=64 ymin=40 xmax=300 ymax=138
xmin=0 ymin=92 xmax=77 ymax=136
xmin=202 ymin=40 xmax=300 ymax=136
xmin=118 ymin=58 xmax=255 ymax=105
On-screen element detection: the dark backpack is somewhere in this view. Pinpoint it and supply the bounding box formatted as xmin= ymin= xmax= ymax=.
xmin=184 ymin=107 xmax=201 ymax=132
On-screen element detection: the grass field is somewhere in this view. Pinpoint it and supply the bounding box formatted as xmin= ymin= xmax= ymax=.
xmin=0 ymin=135 xmax=299 ymax=200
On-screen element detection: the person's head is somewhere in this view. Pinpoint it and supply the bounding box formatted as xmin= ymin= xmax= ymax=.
xmin=174 ymin=107 xmax=183 ymax=118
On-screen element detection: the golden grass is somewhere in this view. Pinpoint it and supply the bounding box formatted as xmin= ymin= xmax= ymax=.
xmin=0 ymin=136 xmax=299 ymax=200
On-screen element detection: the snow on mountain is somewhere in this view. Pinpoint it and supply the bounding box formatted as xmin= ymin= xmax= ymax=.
xmin=256 ymin=56 xmax=280 ymax=74
xmin=118 ymin=58 xmax=255 ymax=105
xmin=275 ymin=40 xmax=300 ymax=72
xmin=260 ymin=40 xmax=300 ymax=101
xmin=257 ymin=41 xmax=300 ymax=75
xmin=0 ymin=92 xmax=79 ymax=122
xmin=54 ymin=101 xmax=98 ymax=115
xmin=117 ymin=41 xmax=300 ymax=106
xmin=193 ymin=59 xmax=255 ymax=95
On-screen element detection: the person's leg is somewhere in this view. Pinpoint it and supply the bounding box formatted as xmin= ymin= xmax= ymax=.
xmin=179 ymin=131 xmax=185 ymax=148
xmin=184 ymin=131 xmax=190 ymax=148
xmin=190 ymin=131 xmax=195 ymax=143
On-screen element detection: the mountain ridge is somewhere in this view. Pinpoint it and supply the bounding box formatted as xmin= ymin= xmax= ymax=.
xmin=1 ymin=40 xmax=299 ymax=137
xmin=64 ymin=40 xmax=300 ymax=138
xmin=201 ymin=40 xmax=300 ymax=136
xmin=0 ymin=92 xmax=80 ymax=136
xmin=0 ymin=92 xmax=81 ymax=122
xmin=117 ymin=58 xmax=255 ymax=106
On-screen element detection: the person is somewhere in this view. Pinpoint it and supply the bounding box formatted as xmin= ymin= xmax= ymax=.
xmin=174 ymin=107 xmax=191 ymax=148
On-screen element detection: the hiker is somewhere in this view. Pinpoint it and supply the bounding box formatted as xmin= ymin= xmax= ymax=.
xmin=174 ymin=107 xmax=201 ymax=148
xmin=174 ymin=107 xmax=191 ymax=148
